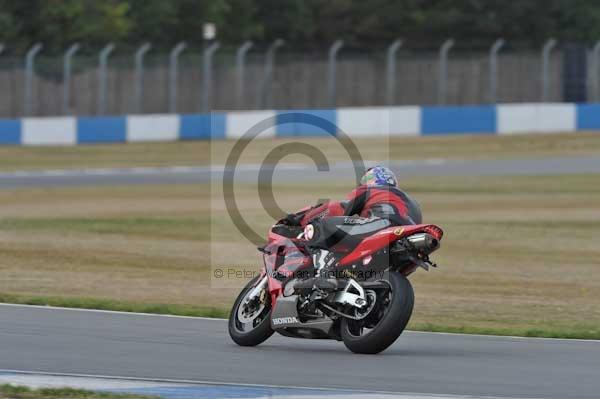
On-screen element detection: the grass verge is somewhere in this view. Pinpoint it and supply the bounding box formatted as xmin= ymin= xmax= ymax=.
xmin=2 ymin=294 xmax=599 ymax=340
xmin=0 ymin=293 xmax=229 ymax=319
xmin=409 ymin=323 xmax=600 ymax=340
xmin=0 ymin=385 xmax=156 ymax=399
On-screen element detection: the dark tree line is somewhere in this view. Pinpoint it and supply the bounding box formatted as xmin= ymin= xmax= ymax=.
xmin=1 ymin=0 xmax=600 ymax=54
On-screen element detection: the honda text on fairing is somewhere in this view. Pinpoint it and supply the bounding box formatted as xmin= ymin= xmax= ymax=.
xmin=228 ymin=209 xmax=444 ymax=354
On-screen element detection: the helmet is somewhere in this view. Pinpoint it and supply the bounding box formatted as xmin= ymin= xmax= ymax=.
xmin=360 ymin=166 xmax=398 ymax=187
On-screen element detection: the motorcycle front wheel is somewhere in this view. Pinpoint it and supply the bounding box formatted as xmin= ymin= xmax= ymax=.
xmin=228 ymin=275 xmax=274 ymax=346
xmin=341 ymin=271 xmax=414 ymax=354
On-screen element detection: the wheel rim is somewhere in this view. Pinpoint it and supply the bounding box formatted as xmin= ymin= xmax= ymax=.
xmin=346 ymin=281 xmax=393 ymax=337
xmin=234 ymin=285 xmax=269 ymax=333
xmin=353 ymin=290 xmax=377 ymax=320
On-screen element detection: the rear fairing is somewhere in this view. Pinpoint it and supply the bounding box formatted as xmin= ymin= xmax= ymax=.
xmin=337 ymin=224 xmax=443 ymax=267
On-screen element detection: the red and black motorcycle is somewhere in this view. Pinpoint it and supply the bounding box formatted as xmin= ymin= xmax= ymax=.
xmin=228 ymin=210 xmax=443 ymax=354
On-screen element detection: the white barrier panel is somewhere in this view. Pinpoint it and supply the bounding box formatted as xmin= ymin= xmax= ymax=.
xmin=22 ymin=117 xmax=76 ymax=146
xmin=337 ymin=106 xmax=420 ymax=137
xmin=496 ymin=104 xmax=537 ymax=134
xmin=536 ymin=103 xmax=576 ymax=132
xmin=226 ymin=110 xmax=276 ymax=139
xmin=389 ymin=106 xmax=421 ymax=136
xmin=337 ymin=107 xmax=390 ymax=136
xmin=497 ymin=103 xmax=576 ymax=134
xmin=126 ymin=114 xmax=179 ymax=142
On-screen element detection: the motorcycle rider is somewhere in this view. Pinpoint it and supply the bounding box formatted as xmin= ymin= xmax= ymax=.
xmin=287 ymin=165 xmax=421 ymax=227
xmin=284 ymin=165 xmax=422 ymax=290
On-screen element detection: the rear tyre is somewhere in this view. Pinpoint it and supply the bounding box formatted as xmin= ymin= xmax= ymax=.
xmin=341 ymin=271 xmax=414 ymax=354
xmin=228 ymin=276 xmax=274 ymax=346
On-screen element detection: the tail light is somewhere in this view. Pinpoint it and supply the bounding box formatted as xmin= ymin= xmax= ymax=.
xmin=422 ymin=225 xmax=444 ymax=240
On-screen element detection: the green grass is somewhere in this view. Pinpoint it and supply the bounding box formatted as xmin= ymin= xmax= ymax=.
xmin=0 ymin=385 xmax=156 ymax=399
xmin=409 ymin=323 xmax=600 ymax=340
xmin=0 ymin=293 xmax=229 ymax=319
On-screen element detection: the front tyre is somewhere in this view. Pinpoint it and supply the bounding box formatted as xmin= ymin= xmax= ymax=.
xmin=341 ymin=271 xmax=414 ymax=354
xmin=228 ymin=276 xmax=274 ymax=346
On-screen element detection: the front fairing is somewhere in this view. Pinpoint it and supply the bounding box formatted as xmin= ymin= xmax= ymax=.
xmin=262 ymin=229 xmax=313 ymax=304
xmin=263 ymin=239 xmax=312 ymax=280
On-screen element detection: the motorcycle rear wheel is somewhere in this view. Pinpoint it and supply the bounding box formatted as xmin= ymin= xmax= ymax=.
xmin=341 ymin=271 xmax=414 ymax=354
xmin=228 ymin=275 xmax=274 ymax=346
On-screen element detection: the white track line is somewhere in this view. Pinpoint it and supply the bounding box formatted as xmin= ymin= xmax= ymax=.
xmin=0 ymin=369 xmax=533 ymax=399
xmin=0 ymin=166 xmax=209 ymax=178
xmin=1 ymin=302 xmax=599 ymax=343
xmin=0 ymin=159 xmax=450 ymax=179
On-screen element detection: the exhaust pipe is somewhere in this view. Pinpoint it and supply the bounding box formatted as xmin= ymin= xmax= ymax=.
xmin=406 ymin=233 xmax=440 ymax=254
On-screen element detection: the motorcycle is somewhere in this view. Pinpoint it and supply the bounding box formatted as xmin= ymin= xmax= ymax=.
xmin=228 ymin=210 xmax=443 ymax=354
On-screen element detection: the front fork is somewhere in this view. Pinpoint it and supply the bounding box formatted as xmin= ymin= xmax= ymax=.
xmin=245 ymin=275 xmax=268 ymax=304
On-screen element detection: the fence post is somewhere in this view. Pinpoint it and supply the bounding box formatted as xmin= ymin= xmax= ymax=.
xmin=236 ymin=41 xmax=253 ymax=107
xmin=591 ymin=41 xmax=600 ymax=102
xmin=62 ymin=43 xmax=80 ymax=115
xmin=0 ymin=44 xmax=4 ymax=55
xmin=541 ymin=38 xmax=557 ymax=102
xmin=97 ymin=43 xmax=115 ymax=115
xmin=168 ymin=42 xmax=187 ymax=113
xmin=134 ymin=42 xmax=151 ymax=113
xmin=260 ymin=39 xmax=284 ymax=109
xmin=437 ymin=39 xmax=454 ymax=105
xmin=488 ymin=39 xmax=505 ymax=104
xmin=327 ymin=40 xmax=344 ymax=107
xmin=201 ymin=41 xmax=220 ymax=113
xmin=23 ymin=43 xmax=43 ymax=116
xmin=385 ymin=39 xmax=403 ymax=106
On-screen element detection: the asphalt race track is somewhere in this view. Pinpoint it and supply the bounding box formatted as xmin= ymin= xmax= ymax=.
xmin=1 ymin=156 xmax=600 ymax=188
xmin=0 ymin=304 xmax=598 ymax=399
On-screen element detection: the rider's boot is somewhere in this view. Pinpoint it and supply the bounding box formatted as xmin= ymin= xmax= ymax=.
xmin=293 ymin=248 xmax=339 ymax=294
xmin=294 ymin=274 xmax=338 ymax=292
